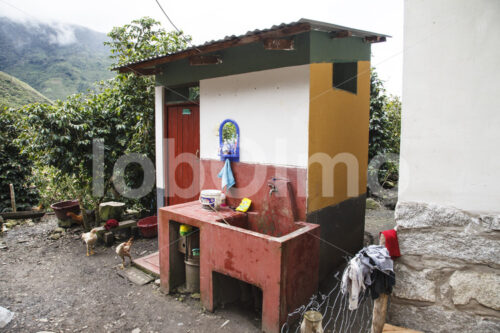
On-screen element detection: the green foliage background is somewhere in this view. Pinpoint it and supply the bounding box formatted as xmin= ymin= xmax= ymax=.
xmin=0 ymin=108 xmax=39 ymax=211
xmin=10 ymin=18 xmax=189 ymax=224
xmin=369 ymin=68 xmax=402 ymax=192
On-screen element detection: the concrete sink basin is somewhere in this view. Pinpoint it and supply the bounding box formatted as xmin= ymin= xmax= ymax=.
xmin=159 ymin=201 xmax=320 ymax=333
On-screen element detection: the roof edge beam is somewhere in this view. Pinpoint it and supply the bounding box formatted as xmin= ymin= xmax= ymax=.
xmin=120 ymin=22 xmax=311 ymax=72
xmin=328 ymin=30 xmax=352 ymax=39
xmin=364 ymin=36 xmax=387 ymax=43
xmin=262 ymin=38 xmax=294 ymax=50
xmin=189 ymin=55 xmax=223 ymax=66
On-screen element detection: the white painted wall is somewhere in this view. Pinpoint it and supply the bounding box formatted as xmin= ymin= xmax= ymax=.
xmin=155 ymin=86 xmax=165 ymax=208
xmin=200 ymin=65 xmax=310 ymax=168
xmin=399 ymin=0 xmax=500 ymax=213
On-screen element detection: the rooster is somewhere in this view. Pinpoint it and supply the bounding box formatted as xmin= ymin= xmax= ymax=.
xmin=116 ymin=237 xmax=133 ymax=269
xmin=66 ymin=211 xmax=83 ymax=224
xmin=81 ymin=228 xmax=98 ymax=256
xmin=33 ymin=203 xmax=44 ymax=211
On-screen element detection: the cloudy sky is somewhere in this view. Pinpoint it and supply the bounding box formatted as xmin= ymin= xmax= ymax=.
xmin=1 ymin=0 xmax=403 ymax=96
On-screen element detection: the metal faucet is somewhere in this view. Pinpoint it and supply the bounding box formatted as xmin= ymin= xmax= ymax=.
xmin=268 ymin=183 xmax=278 ymax=196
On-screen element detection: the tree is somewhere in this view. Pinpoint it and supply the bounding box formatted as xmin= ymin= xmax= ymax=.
xmin=368 ymin=69 xmax=391 ymax=160
xmin=384 ymin=95 xmax=402 ymax=154
xmin=18 ymin=17 xmax=190 ymax=226
xmin=368 ymin=69 xmax=402 ymax=195
xmin=105 ymin=17 xmax=190 ymax=68
xmin=369 ymin=69 xmax=402 ymax=157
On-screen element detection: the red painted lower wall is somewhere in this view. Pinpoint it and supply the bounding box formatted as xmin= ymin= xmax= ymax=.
xmin=200 ymin=159 xmax=307 ymax=221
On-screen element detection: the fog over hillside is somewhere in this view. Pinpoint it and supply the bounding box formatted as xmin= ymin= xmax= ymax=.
xmin=0 ymin=16 xmax=114 ymax=100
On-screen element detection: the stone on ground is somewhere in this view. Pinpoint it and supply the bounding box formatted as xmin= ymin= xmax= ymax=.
xmin=99 ymin=202 xmax=125 ymax=222
xmin=366 ymin=198 xmax=381 ymax=210
xmin=0 ymin=306 xmax=14 ymax=328
xmin=117 ymin=267 xmax=154 ymax=285
xmin=5 ymin=220 xmax=17 ymax=229
xmin=49 ymin=233 xmax=61 ymax=240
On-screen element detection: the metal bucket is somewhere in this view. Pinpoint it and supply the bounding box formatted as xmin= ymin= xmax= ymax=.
xmin=185 ymin=257 xmax=200 ymax=293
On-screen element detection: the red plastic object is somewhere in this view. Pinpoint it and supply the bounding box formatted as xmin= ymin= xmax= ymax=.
xmin=138 ymin=216 xmax=158 ymax=238
xmin=104 ymin=219 xmax=119 ymax=231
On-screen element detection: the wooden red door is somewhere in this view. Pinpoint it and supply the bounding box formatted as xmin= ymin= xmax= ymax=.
xmin=165 ymin=104 xmax=200 ymax=205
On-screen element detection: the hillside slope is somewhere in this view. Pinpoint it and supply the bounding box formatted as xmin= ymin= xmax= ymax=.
xmin=0 ymin=71 xmax=51 ymax=108
xmin=0 ymin=17 xmax=114 ymax=100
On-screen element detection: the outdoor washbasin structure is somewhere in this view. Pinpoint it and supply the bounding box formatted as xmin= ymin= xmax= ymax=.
xmin=160 ymin=200 xmax=320 ymax=333
xmin=115 ymin=19 xmax=387 ymax=332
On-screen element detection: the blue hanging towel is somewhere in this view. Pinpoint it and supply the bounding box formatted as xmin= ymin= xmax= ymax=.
xmin=218 ymin=159 xmax=235 ymax=191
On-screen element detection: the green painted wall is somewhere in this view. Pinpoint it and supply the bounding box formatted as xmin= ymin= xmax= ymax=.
xmin=156 ymin=32 xmax=310 ymax=87
xmin=309 ymin=31 xmax=371 ymax=63
xmin=164 ymin=86 xmax=190 ymax=104
xmin=156 ymin=30 xmax=371 ymax=87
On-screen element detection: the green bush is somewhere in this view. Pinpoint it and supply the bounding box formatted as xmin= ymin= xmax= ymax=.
xmin=28 ymin=164 xmax=92 ymax=211
xmin=0 ymin=107 xmax=39 ymax=211
xmin=17 ymin=75 xmax=156 ymax=220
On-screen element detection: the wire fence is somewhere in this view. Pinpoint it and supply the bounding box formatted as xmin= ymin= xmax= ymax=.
xmin=281 ymin=272 xmax=375 ymax=333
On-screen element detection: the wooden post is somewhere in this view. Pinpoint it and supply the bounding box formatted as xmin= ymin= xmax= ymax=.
xmin=9 ymin=184 xmax=16 ymax=212
xmin=371 ymin=233 xmax=389 ymax=333
xmin=300 ymin=311 xmax=324 ymax=333
xmin=371 ymin=293 xmax=389 ymax=333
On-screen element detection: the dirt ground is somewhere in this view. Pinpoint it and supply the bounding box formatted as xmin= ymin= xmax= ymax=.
xmin=0 ymin=206 xmax=395 ymax=333
xmin=364 ymin=205 xmax=396 ymax=239
xmin=0 ymin=215 xmax=261 ymax=333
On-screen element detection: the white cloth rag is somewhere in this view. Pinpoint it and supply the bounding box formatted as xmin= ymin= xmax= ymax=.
xmin=341 ymin=256 xmax=367 ymax=310
xmin=341 ymin=245 xmax=394 ymax=310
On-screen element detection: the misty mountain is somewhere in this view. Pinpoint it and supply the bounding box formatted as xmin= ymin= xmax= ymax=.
xmin=0 ymin=17 xmax=114 ymax=100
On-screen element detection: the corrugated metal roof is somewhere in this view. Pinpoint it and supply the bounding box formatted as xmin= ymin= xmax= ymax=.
xmin=115 ymin=18 xmax=389 ymax=73
xmin=297 ymin=18 xmax=390 ymax=37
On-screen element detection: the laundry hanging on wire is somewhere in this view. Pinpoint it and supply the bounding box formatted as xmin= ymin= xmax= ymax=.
xmin=341 ymin=245 xmax=395 ymax=310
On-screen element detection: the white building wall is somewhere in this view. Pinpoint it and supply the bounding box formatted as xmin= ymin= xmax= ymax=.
xmin=399 ymin=0 xmax=500 ymax=213
xmin=199 ymin=65 xmax=310 ymax=168
xmin=154 ymin=86 xmax=165 ymax=208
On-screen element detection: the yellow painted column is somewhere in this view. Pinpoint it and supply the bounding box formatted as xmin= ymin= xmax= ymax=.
xmin=307 ymin=61 xmax=371 ymax=213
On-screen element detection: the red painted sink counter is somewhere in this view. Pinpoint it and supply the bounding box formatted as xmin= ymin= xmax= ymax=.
xmin=158 ymin=201 xmax=320 ymax=333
